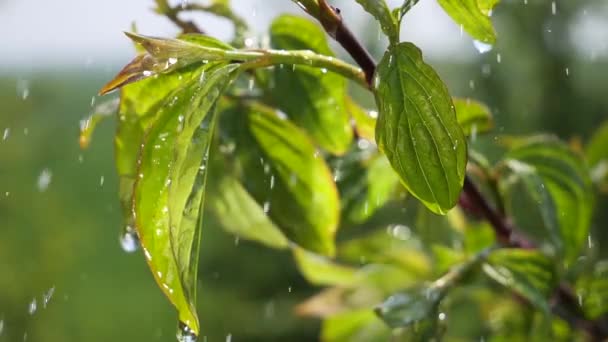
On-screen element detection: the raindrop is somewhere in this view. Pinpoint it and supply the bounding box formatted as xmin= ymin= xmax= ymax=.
xmin=387 ymin=224 xmax=411 ymax=240
xmin=16 ymin=79 xmax=30 ymax=100
xmin=99 ymin=176 xmax=105 ymax=186
xmin=2 ymin=128 xmax=9 ymax=141
xmin=263 ymin=201 xmax=271 ymax=214
xmin=0 ymin=319 xmax=3 ymax=336
xmin=438 ymin=312 xmax=446 ymax=321
xmin=473 ymin=40 xmax=493 ymax=54
xmin=37 ymin=168 xmax=52 ymax=192
xmin=288 ymin=286 xmax=292 ymax=293
xmin=357 ymin=139 xmax=371 ymax=150
xmin=28 ymin=298 xmax=37 ymax=315
xmin=565 ymin=67 xmax=570 ymax=76
xmin=177 ymin=322 xmax=197 ymax=342
xmin=469 ymin=80 xmax=475 ymax=90
xmin=496 ymin=53 xmax=502 ymax=63
xmin=43 ymin=286 xmax=55 ymax=308
xmin=551 ymin=1 xmax=557 ymax=15
xmin=226 ymin=334 xmax=232 ymax=342
xmin=120 ymin=226 xmax=140 ymax=253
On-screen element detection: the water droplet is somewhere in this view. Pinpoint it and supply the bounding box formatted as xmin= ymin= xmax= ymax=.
xmin=288 ymin=286 xmax=292 ymax=293
xmin=28 ymin=298 xmax=37 ymax=315
xmin=16 ymin=79 xmax=30 ymax=100
xmin=43 ymin=286 xmax=55 ymax=308
xmin=0 ymin=319 xmax=4 ymax=336
xmin=177 ymin=322 xmax=197 ymax=342
xmin=473 ymin=40 xmax=493 ymax=54
xmin=565 ymin=67 xmax=570 ymax=76
xmin=551 ymin=1 xmax=557 ymax=15
xmin=496 ymin=53 xmax=502 ymax=63
xmin=387 ymin=224 xmax=411 ymax=240
xmin=438 ymin=312 xmax=446 ymax=321
xmin=120 ymin=226 xmax=140 ymax=253
xmin=263 ymin=201 xmax=270 ymax=214
xmin=37 ymin=168 xmax=52 ymax=192
xmin=225 ymin=334 xmax=232 ymax=342
xmin=3 ymin=128 xmax=10 ymax=141
xmin=99 ymin=176 xmax=105 ymax=186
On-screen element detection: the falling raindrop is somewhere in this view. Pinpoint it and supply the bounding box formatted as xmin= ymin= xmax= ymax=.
xmin=28 ymin=298 xmax=37 ymax=315
xmin=288 ymin=286 xmax=292 ymax=293
xmin=226 ymin=334 xmax=232 ymax=342
xmin=496 ymin=53 xmax=502 ymax=63
xmin=551 ymin=1 xmax=557 ymax=15
xmin=37 ymin=168 xmax=52 ymax=192
xmin=2 ymin=128 xmax=9 ymax=141
xmin=99 ymin=176 xmax=105 ymax=186
xmin=0 ymin=319 xmax=3 ymax=336
xmin=120 ymin=226 xmax=140 ymax=253
xmin=439 ymin=312 xmax=446 ymax=321
xmin=16 ymin=79 xmax=30 ymax=100
xmin=387 ymin=224 xmax=412 ymax=240
xmin=565 ymin=67 xmax=570 ymax=76
xmin=42 ymin=286 xmax=55 ymax=308
xmin=177 ymin=322 xmax=197 ymax=342
xmin=473 ymin=40 xmax=493 ymax=54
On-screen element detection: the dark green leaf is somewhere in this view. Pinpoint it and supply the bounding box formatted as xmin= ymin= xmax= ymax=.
xmin=376 ymin=286 xmax=442 ymax=328
xmin=502 ymin=137 xmax=593 ymax=263
xmin=436 ymin=0 xmax=498 ymax=44
xmin=270 ymin=15 xmax=353 ymax=155
xmin=483 ymin=249 xmax=557 ymax=312
xmin=374 ymin=42 xmax=467 ymax=215
xmin=248 ymin=103 xmax=340 ymax=256
xmin=353 ymin=0 xmax=399 ymax=43
xmin=132 ymin=63 xmax=239 ymax=334
xmin=206 ymin=171 xmax=289 ymax=249
xmin=453 ymin=97 xmax=493 ymax=136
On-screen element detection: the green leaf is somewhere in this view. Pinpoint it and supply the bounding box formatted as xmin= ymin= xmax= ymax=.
xmin=341 ymin=155 xmax=400 ymax=224
xmin=483 ymin=249 xmax=557 ymax=312
xmin=293 ymin=247 xmax=358 ymax=287
xmin=453 ymin=97 xmax=493 ymax=136
xmin=353 ymin=0 xmax=399 ymax=43
xmin=132 ymin=63 xmax=240 ymax=335
xmin=248 ymin=103 xmax=340 ymax=256
xmin=374 ymin=42 xmax=467 ymax=215
xmin=577 ymin=261 xmax=608 ymax=319
xmin=436 ymin=0 xmax=497 ymax=44
xmin=502 ymin=137 xmax=594 ymax=263
xmin=376 ymin=286 xmax=442 ymax=328
xmin=585 ymin=120 xmax=608 ymax=187
xmin=322 ymin=310 xmax=391 ymax=342
xmin=206 ymin=171 xmax=289 ymax=249
xmin=270 ymin=15 xmax=353 ymax=155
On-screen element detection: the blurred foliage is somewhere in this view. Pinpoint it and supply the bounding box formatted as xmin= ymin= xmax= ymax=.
xmin=2 ymin=0 xmax=608 ymax=341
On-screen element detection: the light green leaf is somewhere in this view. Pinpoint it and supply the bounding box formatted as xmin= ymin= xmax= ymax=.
xmin=483 ymin=249 xmax=557 ymax=312
xmin=453 ymin=97 xmax=493 ymax=136
xmin=374 ymin=42 xmax=467 ymax=215
xmin=132 ymin=63 xmax=239 ymax=335
xmin=436 ymin=0 xmax=497 ymax=44
xmin=248 ymin=103 xmax=340 ymax=256
xmin=341 ymin=155 xmax=400 ymax=224
xmin=322 ymin=310 xmax=391 ymax=342
xmin=503 ymin=137 xmax=593 ymax=263
xmin=270 ymin=15 xmax=353 ymax=155
xmin=585 ymin=121 xmax=608 ymax=187
xmin=293 ymin=247 xmax=358 ymax=287
xmin=353 ymin=0 xmax=399 ymax=43
xmin=206 ymin=171 xmax=289 ymax=249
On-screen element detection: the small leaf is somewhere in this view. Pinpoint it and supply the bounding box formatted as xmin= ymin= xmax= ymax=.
xmin=502 ymin=136 xmax=593 ymax=264
xmin=293 ymin=247 xmax=358 ymax=287
xmin=248 ymin=104 xmax=340 ymax=256
xmin=483 ymin=249 xmax=557 ymax=312
xmin=353 ymin=0 xmax=399 ymax=43
xmin=375 ymin=286 xmax=442 ymax=328
xmin=206 ymin=171 xmax=289 ymax=249
xmin=270 ymin=15 xmax=353 ymax=155
xmin=374 ymin=42 xmax=467 ymax=215
xmin=436 ymin=0 xmax=497 ymax=44
xmin=453 ymin=97 xmax=493 ymax=136
xmin=132 ymin=63 xmax=240 ymax=335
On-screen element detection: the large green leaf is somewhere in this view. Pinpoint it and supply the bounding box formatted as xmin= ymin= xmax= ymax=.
xmin=453 ymin=97 xmax=493 ymax=136
xmin=270 ymin=15 xmax=353 ymax=155
xmin=483 ymin=249 xmax=557 ymax=312
xmin=132 ymin=63 xmax=240 ymax=335
xmin=353 ymin=0 xmax=399 ymax=43
xmin=206 ymin=170 xmax=289 ymax=249
xmin=247 ymin=103 xmax=341 ymax=256
xmin=436 ymin=0 xmax=498 ymax=44
xmin=502 ymin=137 xmax=593 ymax=263
xmin=374 ymin=42 xmax=467 ymax=215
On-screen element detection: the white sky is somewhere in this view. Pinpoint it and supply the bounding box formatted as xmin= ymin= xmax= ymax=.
xmin=0 ymin=0 xmax=479 ymax=71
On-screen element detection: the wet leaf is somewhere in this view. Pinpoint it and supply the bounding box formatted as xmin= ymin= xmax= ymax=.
xmin=483 ymin=249 xmax=557 ymax=312
xmin=132 ymin=63 xmax=240 ymax=334
xmin=206 ymin=171 xmax=289 ymax=249
xmin=502 ymin=136 xmax=593 ymax=264
xmin=247 ymin=103 xmax=340 ymax=256
xmin=374 ymin=42 xmax=467 ymax=215
xmin=436 ymin=0 xmax=498 ymax=44
xmin=375 ymin=286 xmax=442 ymax=328
xmin=353 ymin=0 xmax=399 ymax=43
xmin=293 ymin=247 xmax=358 ymax=287
xmin=270 ymin=15 xmax=353 ymax=155
xmin=453 ymin=97 xmax=493 ymax=137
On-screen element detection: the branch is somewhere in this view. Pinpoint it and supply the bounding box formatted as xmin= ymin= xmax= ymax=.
xmin=294 ymin=1 xmax=607 ymax=340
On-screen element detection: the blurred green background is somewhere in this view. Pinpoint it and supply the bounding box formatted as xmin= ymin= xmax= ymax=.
xmin=1 ymin=1 xmax=607 ymax=341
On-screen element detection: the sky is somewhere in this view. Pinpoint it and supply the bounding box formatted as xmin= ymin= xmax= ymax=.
xmin=0 ymin=0 xmax=478 ymax=71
